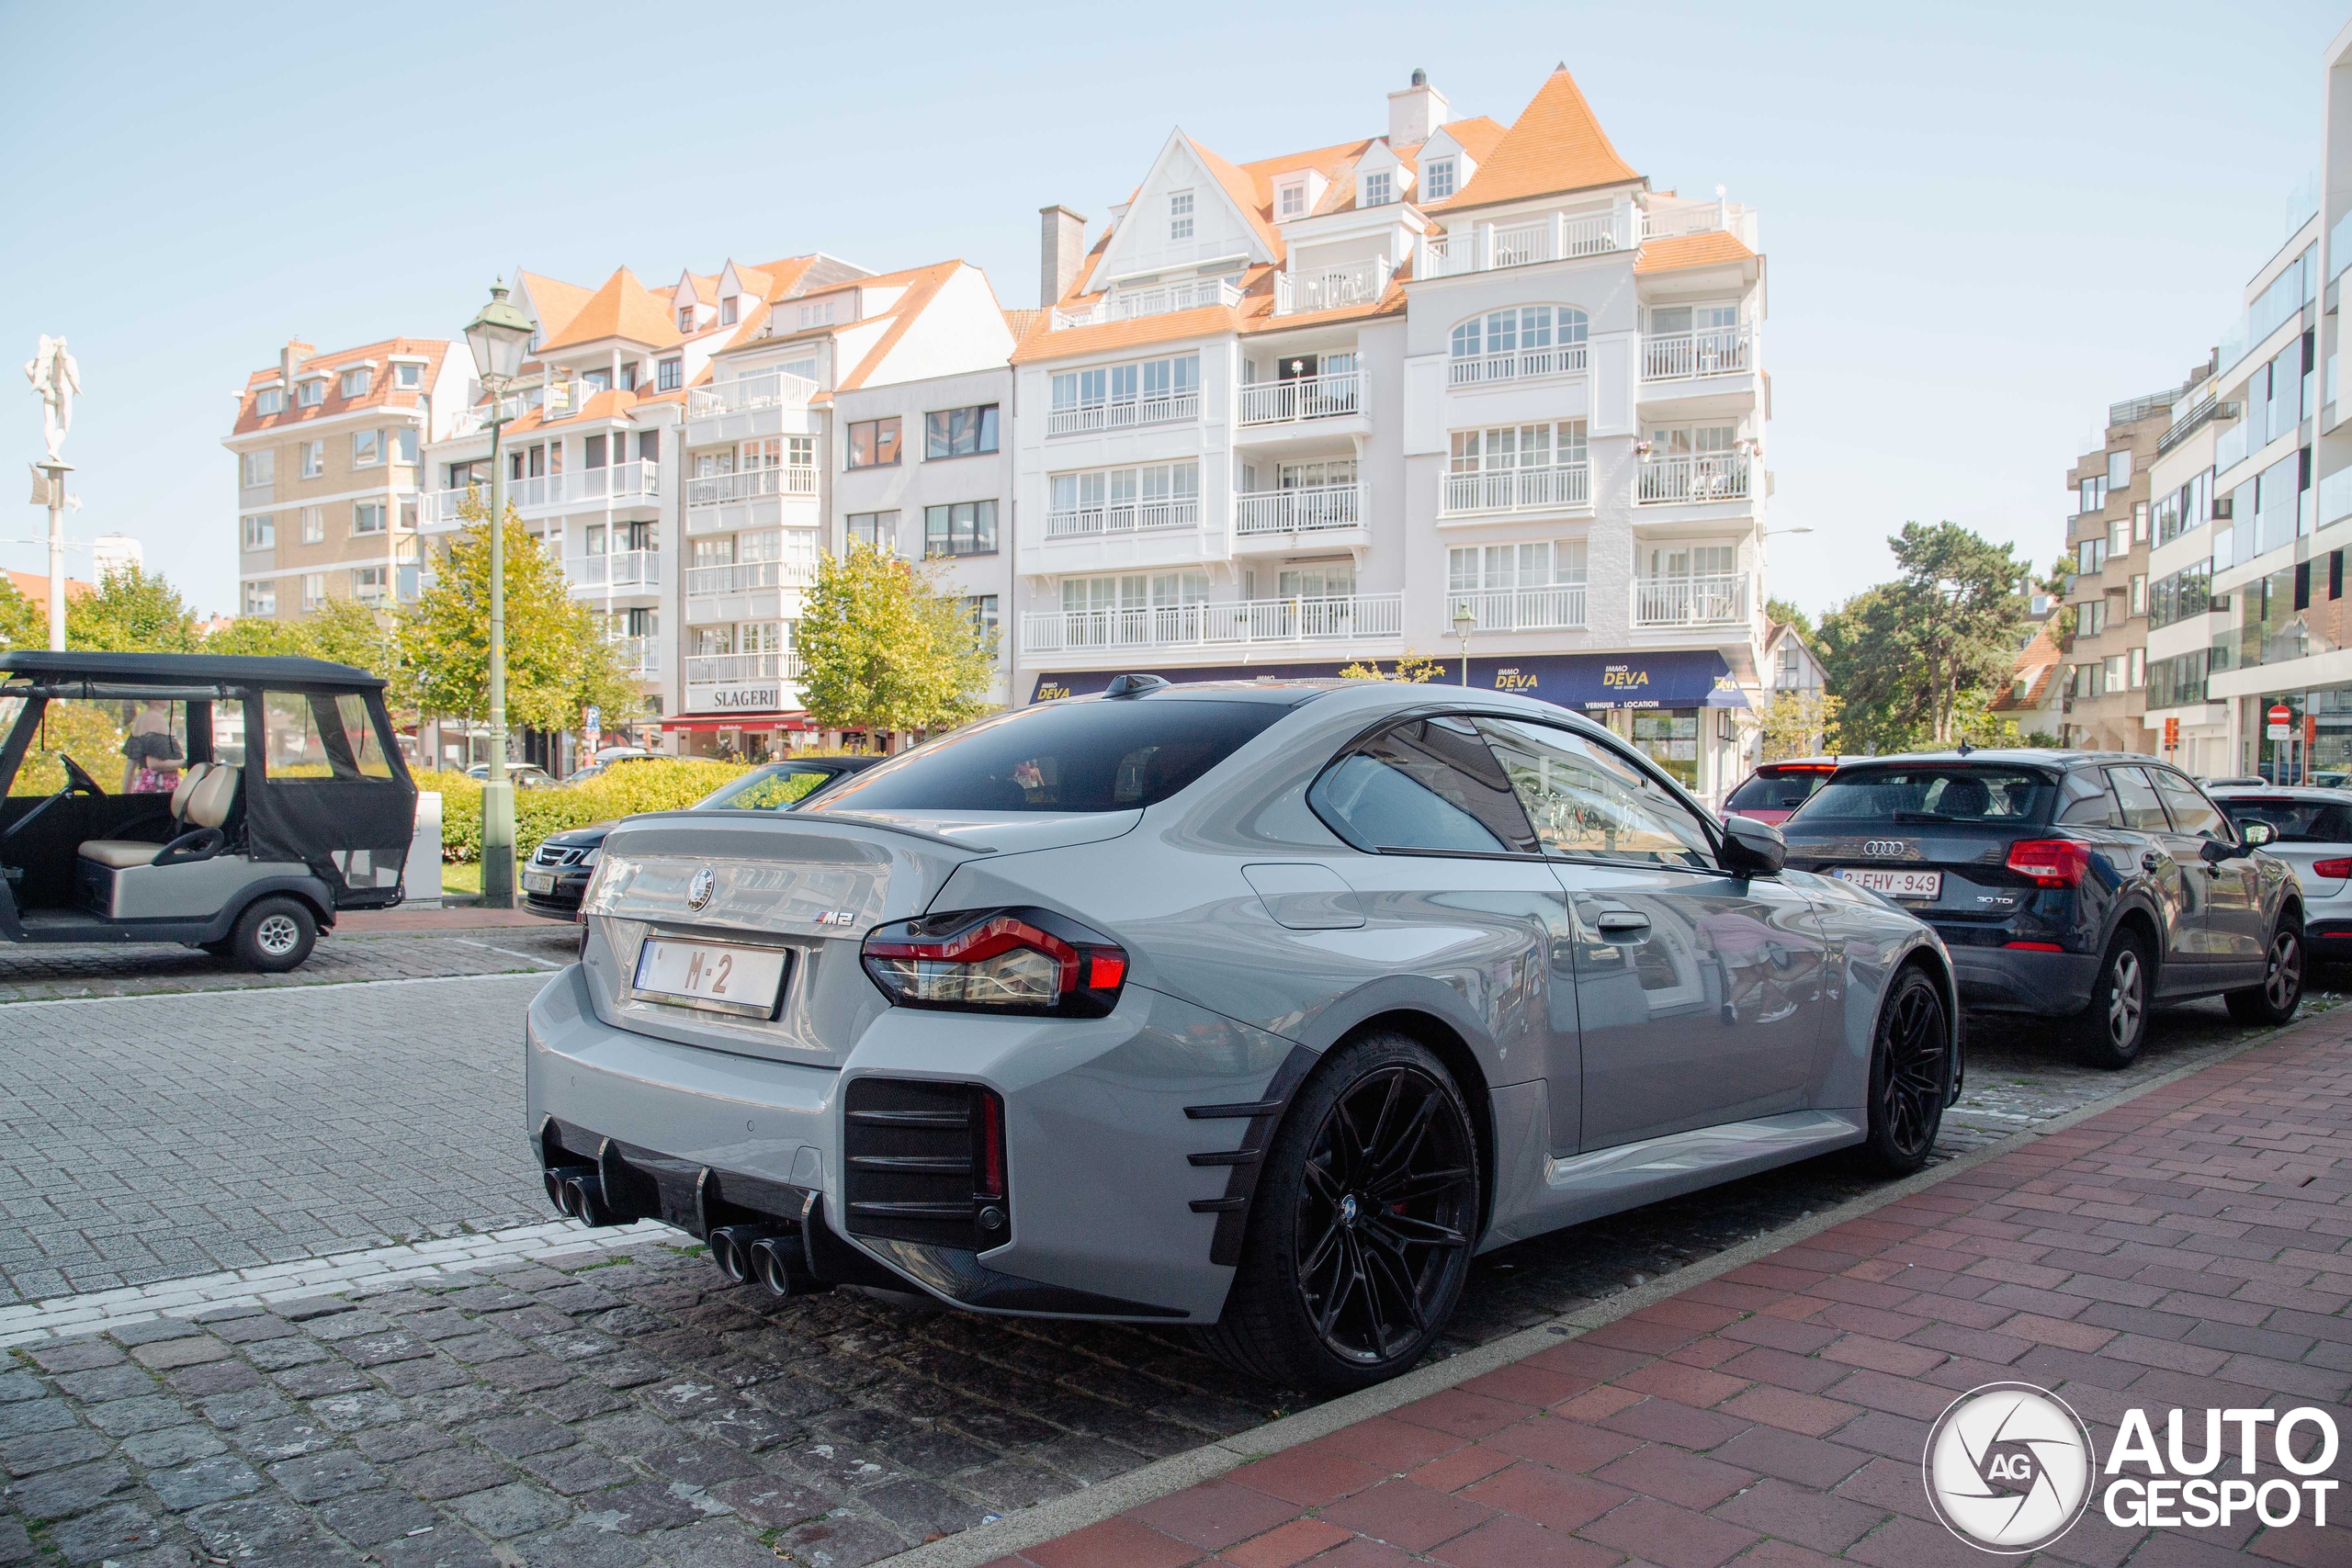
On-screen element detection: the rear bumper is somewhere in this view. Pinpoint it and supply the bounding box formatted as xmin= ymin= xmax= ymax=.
xmin=1944 ymin=945 xmax=2100 ymax=1016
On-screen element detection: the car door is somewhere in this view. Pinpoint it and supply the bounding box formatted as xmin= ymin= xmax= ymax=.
xmin=2108 ymin=763 xmax=2207 ymax=976
xmin=1474 ymin=716 xmax=1827 ymax=1152
xmin=2152 ymin=766 xmax=2265 ymax=980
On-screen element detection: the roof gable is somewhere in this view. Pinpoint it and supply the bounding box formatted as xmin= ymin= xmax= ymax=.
xmin=1451 ymin=65 xmax=1640 ymax=209
xmin=537 ymin=266 xmax=682 ymax=352
xmin=1086 ymin=130 xmax=1280 ymax=294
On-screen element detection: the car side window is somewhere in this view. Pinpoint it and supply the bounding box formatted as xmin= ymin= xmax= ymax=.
xmin=1475 ymin=717 xmax=1716 ymax=870
xmin=1309 ymin=716 xmax=1537 ymax=854
xmin=2055 ymin=770 xmax=2118 ymax=826
xmin=2107 ymin=766 xmax=2170 ymax=832
xmin=2151 ymin=768 xmax=2230 ymax=841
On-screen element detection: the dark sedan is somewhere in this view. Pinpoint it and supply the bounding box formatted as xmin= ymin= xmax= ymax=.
xmin=1777 ymin=750 xmax=2303 ymax=1067
xmin=521 ymin=755 xmax=883 ymax=921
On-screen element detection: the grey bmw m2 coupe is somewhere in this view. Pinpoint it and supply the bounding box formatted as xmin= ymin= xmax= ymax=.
xmin=526 ymin=678 xmax=1956 ymax=1390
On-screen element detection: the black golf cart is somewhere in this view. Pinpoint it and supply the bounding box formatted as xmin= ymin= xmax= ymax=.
xmin=0 ymin=652 xmax=418 ymax=971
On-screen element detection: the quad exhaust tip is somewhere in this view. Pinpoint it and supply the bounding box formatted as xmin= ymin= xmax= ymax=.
xmin=541 ymin=1165 xmax=620 ymax=1227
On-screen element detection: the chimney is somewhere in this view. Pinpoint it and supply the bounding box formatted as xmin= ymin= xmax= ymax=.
xmin=279 ymin=339 xmax=311 ymax=391
xmin=1039 ymin=205 xmax=1088 ymax=309
xmin=1387 ymin=68 xmax=1449 ymax=147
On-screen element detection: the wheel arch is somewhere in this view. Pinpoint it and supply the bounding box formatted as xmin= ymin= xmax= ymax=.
xmin=1340 ymin=1008 xmax=1498 ymax=1241
xmin=1887 ymin=941 xmax=1962 ymax=1102
xmin=204 ymin=877 xmax=336 ymax=943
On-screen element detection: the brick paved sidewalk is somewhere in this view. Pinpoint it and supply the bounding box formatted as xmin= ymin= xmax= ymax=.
xmin=993 ymin=1015 xmax=2352 ymax=1568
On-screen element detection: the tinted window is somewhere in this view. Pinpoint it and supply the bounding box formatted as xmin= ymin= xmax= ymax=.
xmin=1795 ymin=767 xmax=2053 ymax=825
xmin=807 ymin=700 xmax=1287 ymax=814
xmin=1309 ymin=716 xmax=1534 ymax=853
xmin=698 ymin=765 xmax=842 ymax=811
xmin=2218 ymin=795 xmax=2352 ymax=842
xmin=2152 ymin=769 xmax=2227 ymax=840
xmin=2107 ymin=766 xmax=2169 ymax=831
xmin=1725 ymin=768 xmax=1831 ymax=812
xmin=2055 ymin=770 xmax=2118 ymax=827
xmin=1477 ymin=718 xmax=1713 ymax=868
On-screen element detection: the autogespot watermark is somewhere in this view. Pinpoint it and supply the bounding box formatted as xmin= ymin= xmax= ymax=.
xmin=1922 ymin=1383 xmax=2342 ymax=1553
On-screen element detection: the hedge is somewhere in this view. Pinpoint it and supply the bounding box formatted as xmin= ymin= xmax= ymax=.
xmin=416 ymin=759 xmax=751 ymax=864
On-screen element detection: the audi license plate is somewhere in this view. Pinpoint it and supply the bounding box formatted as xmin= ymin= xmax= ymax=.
xmin=630 ymin=938 xmax=788 ymax=1018
xmin=1837 ymin=867 xmax=1942 ymax=899
xmin=523 ymin=868 xmax=557 ymax=894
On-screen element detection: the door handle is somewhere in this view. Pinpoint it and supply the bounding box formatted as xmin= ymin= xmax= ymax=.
xmin=1595 ymin=910 xmax=1651 ymax=934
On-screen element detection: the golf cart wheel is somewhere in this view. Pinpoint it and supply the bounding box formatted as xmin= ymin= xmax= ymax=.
xmin=232 ymin=897 xmax=316 ymax=973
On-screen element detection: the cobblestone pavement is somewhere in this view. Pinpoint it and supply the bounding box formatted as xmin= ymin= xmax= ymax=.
xmin=0 ymin=965 xmax=2338 ymax=1565
xmin=0 ymin=926 xmax=579 ymax=1006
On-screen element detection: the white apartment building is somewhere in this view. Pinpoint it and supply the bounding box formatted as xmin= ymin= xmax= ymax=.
xmin=1012 ymin=65 xmax=1771 ymax=802
xmin=679 ymin=262 xmax=1019 ymax=755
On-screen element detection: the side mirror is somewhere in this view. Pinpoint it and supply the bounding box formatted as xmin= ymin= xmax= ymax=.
xmin=2238 ymin=819 xmax=2277 ymax=851
xmin=1721 ymin=812 xmax=1786 ymax=877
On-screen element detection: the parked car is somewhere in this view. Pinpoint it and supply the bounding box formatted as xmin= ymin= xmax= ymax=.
xmin=0 ymin=651 xmax=416 ymax=972
xmin=561 ymin=749 xmax=655 ymax=786
xmin=466 ymin=762 xmax=558 ymax=790
xmin=520 ymin=755 xmax=884 ymax=921
xmin=526 ymin=678 xmax=1960 ymax=1391
xmin=1723 ymin=757 xmax=1844 ymax=825
xmin=2207 ymin=784 xmax=2352 ymax=962
xmin=1778 ymin=750 xmax=2302 ymax=1068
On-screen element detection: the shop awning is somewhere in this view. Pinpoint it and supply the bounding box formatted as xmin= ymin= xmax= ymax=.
xmin=661 ymin=713 xmax=818 ymax=733
xmin=1027 ymin=650 xmax=1747 ymax=710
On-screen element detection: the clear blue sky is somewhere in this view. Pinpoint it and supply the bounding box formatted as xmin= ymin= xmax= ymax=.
xmin=3 ymin=0 xmax=2345 ymax=619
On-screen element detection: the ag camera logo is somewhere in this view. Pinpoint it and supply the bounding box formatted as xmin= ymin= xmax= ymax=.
xmin=1923 ymin=1383 xmax=2096 ymax=1553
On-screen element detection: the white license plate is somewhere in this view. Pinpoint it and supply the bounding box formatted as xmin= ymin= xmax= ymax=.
xmin=630 ymin=937 xmax=789 ymax=1018
xmin=523 ymin=869 xmax=558 ymax=893
xmin=1838 ymin=867 xmax=1942 ymax=899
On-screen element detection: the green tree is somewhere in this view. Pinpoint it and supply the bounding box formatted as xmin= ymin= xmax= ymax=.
xmin=1764 ymin=597 xmax=1815 ymax=641
xmin=65 ymin=565 xmax=199 ymax=653
xmin=202 ymin=615 xmax=315 ymax=659
xmin=396 ymin=496 xmax=638 ymax=735
xmin=1816 ymin=523 xmax=2028 ymax=751
xmin=1758 ymin=689 xmax=1841 ymax=761
xmin=0 ymin=575 xmax=42 ymax=651
xmin=795 ymin=542 xmax=999 ymax=736
xmin=305 ymin=597 xmax=400 ymax=682
xmin=1340 ymin=649 xmax=1448 ymax=682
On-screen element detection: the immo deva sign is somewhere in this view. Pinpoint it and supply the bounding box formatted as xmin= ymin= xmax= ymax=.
xmin=1028 ymin=650 xmax=1748 ymax=707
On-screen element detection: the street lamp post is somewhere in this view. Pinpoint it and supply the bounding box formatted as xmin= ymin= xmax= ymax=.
xmin=1453 ymin=603 xmax=1476 ymax=687
xmin=463 ymin=280 xmax=535 ymax=908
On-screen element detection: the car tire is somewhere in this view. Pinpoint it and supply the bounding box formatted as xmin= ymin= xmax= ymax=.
xmin=2224 ymin=918 xmax=2304 ymax=1026
xmin=1201 ymin=1032 xmax=1481 ymax=1393
xmin=2074 ymin=927 xmax=2151 ymax=1069
xmin=231 ymin=897 xmax=316 ymax=973
xmin=1860 ymin=966 xmax=1949 ymax=1176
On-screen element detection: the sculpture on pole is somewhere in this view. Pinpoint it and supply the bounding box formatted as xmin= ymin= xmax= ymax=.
xmin=25 ymin=336 xmax=78 ymax=463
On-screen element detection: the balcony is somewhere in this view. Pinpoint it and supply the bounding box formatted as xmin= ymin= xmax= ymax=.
xmin=1633 ymin=573 xmax=1749 ymax=628
xmin=610 ymin=635 xmax=660 ymax=678
xmin=1640 ymin=326 xmax=1753 ymax=382
xmin=1045 ymin=498 xmax=1200 ymax=539
xmin=1448 ymin=343 xmax=1587 ymax=388
xmin=1237 ymin=372 xmax=1361 ymax=427
xmin=1023 ymin=593 xmax=1401 ymax=655
xmin=685 ymin=650 xmax=803 ymax=685
xmin=1635 ymin=453 xmax=1751 ymax=506
xmin=571 ymin=549 xmax=660 ymax=592
xmin=1418 ymin=210 xmax=1634 ymax=279
xmin=1235 ymin=484 xmax=1362 ymax=537
xmin=421 ymin=462 xmax=662 ymax=525
xmin=1273 ymin=258 xmax=1393 ymax=316
xmin=1044 ymin=391 xmax=1199 ymax=437
xmin=685 ymin=559 xmax=817 ymax=597
xmin=686 ymin=467 xmax=818 ymax=508
xmin=1442 ymin=464 xmax=1590 ymax=517
xmin=1449 ymin=585 xmax=1588 ymax=632
xmin=1049 ymin=276 xmax=1242 ymax=332
xmin=686 ymin=370 xmax=818 ymax=421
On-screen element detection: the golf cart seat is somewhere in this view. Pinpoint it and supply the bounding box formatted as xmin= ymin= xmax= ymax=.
xmin=79 ymin=764 xmax=238 ymax=869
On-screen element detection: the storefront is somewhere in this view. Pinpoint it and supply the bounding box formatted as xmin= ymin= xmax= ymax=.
xmin=2237 ymin=685 xmax=2352 ymax=783
xmin=661 ymin=712 xmax=820 ymax=762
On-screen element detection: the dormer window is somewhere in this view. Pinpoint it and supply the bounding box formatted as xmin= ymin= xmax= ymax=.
xmin=1363 ymin=170 xmax=1394 ymax=208
xmin=395 ymin=362 xmax=422 ymax=388
xmin=720 ymin=296 xmax=739 ymax=326
xmin=678 ymin=307 xmax=694 ymax=332
xmin=798 ymin=299 xmax=837 ymax=329
xmin=255 ymin=387 xmax=283 ymax=415
xmin=340 ymin=367 xmax=370 ymax=398
xmin=296 ymin=379 xmax=324 ymax=408
xmin=1279 ymin=181 xmax=1306 ymax=220
xmin=1423 ymin=158 xmax=1456 ymax=201
xmin=1170 ymin=190 xmax=1194 ymax=241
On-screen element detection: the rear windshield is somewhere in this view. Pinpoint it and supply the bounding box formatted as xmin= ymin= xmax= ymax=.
xmin=1792 ymin=767 xmax=2055 ymax=826
xmin=2217 ymin=796 xmax=2352 ymax=842
xmin=805 ymin=699 xmax=1288 ymax=814
xmin=697 ymin=764 xmax=842 ymax=812
xmin=1725 ymin=768 xmax=1833 ymax=811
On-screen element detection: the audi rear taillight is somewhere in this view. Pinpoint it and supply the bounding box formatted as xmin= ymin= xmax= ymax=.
xmin=2007 ymin=839 xmax=2093 ymax=888
xmin=2313 ymin=857 xmax=2352 ymax=880
xmin=861 ymin=908 xmax=1128 ymax=1017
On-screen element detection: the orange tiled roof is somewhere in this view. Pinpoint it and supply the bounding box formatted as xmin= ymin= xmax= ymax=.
xmin=537 ymin=267 xmax=681 ymax=352
xmin=753 ymin=256 xmax=822 ymax=302
xmin=516 ymin=271 xmax=594 ymax=342
xmin=1634 ymin=230 xmax=1757 ymax=275
xmin=834 ymin=261 xmax=970 ymax=392
xmin=1989 ymin=625 xmax=2063 ymax=712
xmin=231 ymin=338 xmax=451 ymax=436
xmin=1450 ymin=66 xmax=1639 ymax=209
xmin=1189 ymin=137 xmax=1285 ymax=257
xmin=4 ymin=568 xmax=93 ymax=615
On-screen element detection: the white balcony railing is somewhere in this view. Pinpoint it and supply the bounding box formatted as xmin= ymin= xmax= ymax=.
xmin=686 ymin=650 xmax=803 ymax=684
xmin=1449 ymin=585 xmax=1589 ymax=632
xmin=1639 ymin=200 xmax=1756 ymax=243
xmin=420 ymin=485 xmax=483 ymax=526
xmin=1044 ymin=498 xmax=1200 ymax=538
xmin=685 ymin=467 xmax=818 ymax=508
xmin=499 ymin=460 xmax=662 ymax=514
xmin=1641 ymin=326 xmax=1753 ymax=381
xmin=1044 ymin=391 xmax=1200 ymax=437
xmin=1023 ymin=593 xmax=1402 ymax=654
xmin=1447 ymin=343 xmax=1588 ymax=387
xmin=1237 ymin=372 xmax=1361 ymax=426
xmin=1633 ymin=573 xmax=1749 ymax=627
xmin=1235 ymin=484 xmax=1362 ymax=536
xmin=571 ymin=549 xmax=661 ymax=591
xmin=1419 ymin=209 xmax=1634 ymax=278
xmin=1049 ymin=276 xmax=1241 ymax=331
xmin=684 ymin=559 xmax=818 ymax=596
xmin=686 ymin=369 xmax=819 ymax=421
xmin=1442 ymin=464 xmax=1591 ymax=515
xmin=1273 ymin=258 xmax=1393 ymax=316
xmin=1636 ymin=453 xmax=1751 ymax=505
xmin=610 ymin=635 xmax=660 ymax=677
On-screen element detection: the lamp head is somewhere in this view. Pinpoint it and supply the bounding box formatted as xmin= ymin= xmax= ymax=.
xmin=1453 ymin=604 xmax=1476 ymax=637
xmin=465 ymin=278 xmax=536 ymax=387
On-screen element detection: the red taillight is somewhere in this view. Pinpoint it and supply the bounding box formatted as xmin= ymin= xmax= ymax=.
xmin=974 ymin=1089 xmax=1005 ymax=1201
xmin=861 ymin=908 xmax=1128 ymax=1017
xmin=2004 ymin=941 xmax=2066 ymax=952
xmin=2313 ymin=857 xmax=2352 ymax=880
xmin=2007 ymin=839 xmax=2093 ymax=888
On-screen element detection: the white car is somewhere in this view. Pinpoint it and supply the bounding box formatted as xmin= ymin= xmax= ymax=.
xmin=2209 ymin=784 xmax=2352 ymax=962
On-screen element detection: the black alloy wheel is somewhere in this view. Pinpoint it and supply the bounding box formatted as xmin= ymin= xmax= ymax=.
xmin=2226 ymin=920 xmax=2305 ymax=1025
xmin=1861 ymin=966 xmax=1947 ymax=1175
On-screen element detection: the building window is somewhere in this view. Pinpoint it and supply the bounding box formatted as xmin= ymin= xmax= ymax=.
xmin=1048 ymin=354 xmax=1200 ymax=432
xmin=2103 ymin=654 xmax=2127 ymax=692
xmin=1048 ymin=463 xmax=1201 ymax=533
xmin=302 ymin=573 xmax=327 ymax=611
xmin=243 ymin=514 xmax=275 ymax=550
xmin=638 ymin=431 xmax=659 ymax=464
xmin=2129 ymin=648 xmax=2146 ymax=689
xmin=353 ymin=502 xmax=386 ymax=536
xmin=925 ymin=404 xmax=1000 ymax=458
xmin=2108 ymin=450 xmax=2131 ymax=489
xmin=242 ymin=450 xmax=274 ymax=487
xmin=1449 ymin=421 xmax=1590 ymax=476
xmin=254 ymin=387 xmax=283 ymax=416
xmin=395 ymin=362 xmax=422 ymax=389
xmin=395 ymin=427 xmax=417 ymax=465
xmin=798 ymin=299 xmax=837 ymax=329
xmin=1779 ymin=645 xmax=1799 ymax=682
xmin=2133 ymin=500 xmax=2150 ymax=542
xmin=243 ymin=581 xmax=277 ymax=615
xmin=301 ymin=507 xmax=324 ymax=544
xmin=296 ymin=379 xmax=324 ymax=408
xmin=786 ymin=435 xmax=813 ymax=470
xmin=657 ymin=356 xmax=682 ymax=391
xmin=2108 ymin=517 xmax=2128 ymax=557
xmin=2077 ymin=536 xmax=2106 ymax=574
xmin=923 ymin=500 xmax=998 ymax=557
xmin=352 ymin=430 xmax=382 ymax=468
xmin=1449 ymin=306 xmax=1589 ymax=373
xmin=300 ymin=441 xmax=324 ymax=479
xmin=964 ymin=595 xmax=1000 ymax=639
xmin=846 ymin=511 xmax=897 ymax=548
xmin=720 ymin=295 xmax=739 ymax=325
xmin=1278 ymin=181 xmax=1306 ymax=219
xmin=846 ymin=418 xmax=901 ymax=468
xmin=1446 ymin=540 xmax=1588 ymax=592
xmin=2080 ymin=474 xmax=2108 ymax=513
xmin=340 ymin=367 xmax=370 ymax=399
xmin=1170 ymin=190 xmax=1193 ymax=241
xmin=1363 ymin=169 xmax=1393 ymax=208
xmin=352 ymin=566 xmax=389 ymax=603
xmin=2130 ymin=573 xmax=2147 ymax=616
xmin=678 ymin=307 xmax=694 ymax=333
xmin=1423 ymin=157 xmax=1456 ymax=201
